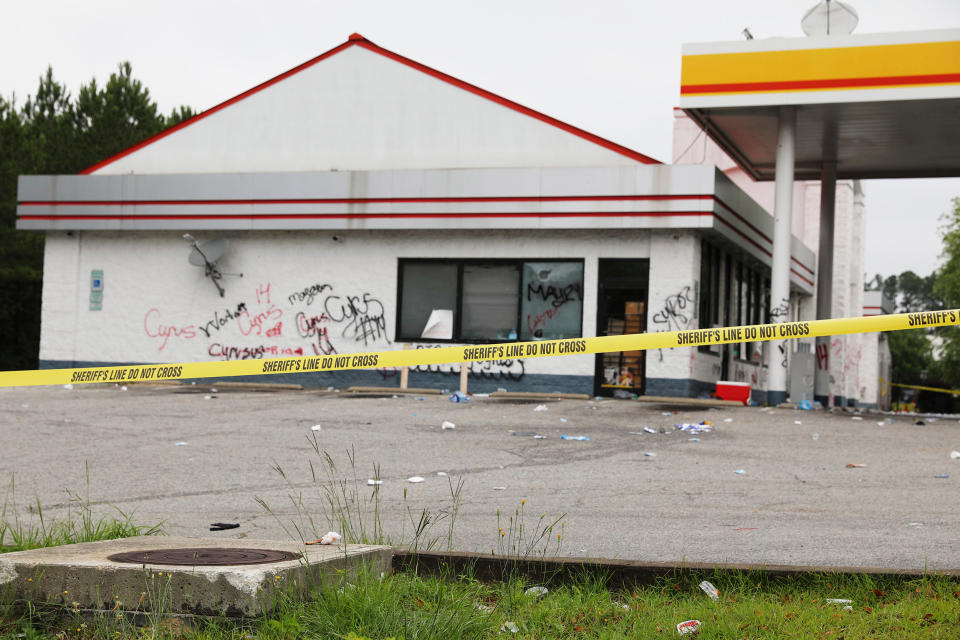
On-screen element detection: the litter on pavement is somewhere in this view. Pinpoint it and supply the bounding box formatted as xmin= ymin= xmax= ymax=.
xmin=561 ymin=435 xmax=591 ymax=441
xmin=675 ymin=421 xmax=714 ymax=434
xmin=306 ymin=531 xmax=342 ymax=545
xmin=734 ymin=469 xmax=746 ymax=474
xmin=367 ymin=479 xmax=383 ymax=486
xmin=534 ymin=404 xmax=548 ymax=411
xmin=209 ymin=522 xmax=239 ymax=531
xmin=644 ymin=426 xmax=657 ymax=434
xmin=846 ymin=463 xmax=867 ymax=468
xmin=449 ymin=391 xmax=470 ymax=403
xmin=441 ymin=420 xmax=456 ymax=430
xmin=934 ymin=474 xmax=950 ymax=478
xmin=310 ymin=424 xmax=322 ymax=431
xmin=950 ymin=450 xmax=960 ymax=459
xmin=407 ymin=476 xmax=425 ymax=483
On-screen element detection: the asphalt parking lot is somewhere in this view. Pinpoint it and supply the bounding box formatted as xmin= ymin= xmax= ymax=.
xmin=2 ymin=384 xmax=959 ymax=571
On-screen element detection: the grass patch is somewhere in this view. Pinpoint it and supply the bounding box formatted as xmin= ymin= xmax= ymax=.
xmin=3 ymin=564 xmax=958 ymax=639
xmin=0 ymin=466 xmax=164 ymax=554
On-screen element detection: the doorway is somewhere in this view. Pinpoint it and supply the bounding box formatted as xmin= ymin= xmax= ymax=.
xmin=595 ymin=259 xmax=649 ymax=397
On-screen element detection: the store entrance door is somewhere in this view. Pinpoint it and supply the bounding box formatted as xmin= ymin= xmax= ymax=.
xmin=594 ymin=259 xmax=649 ymax=397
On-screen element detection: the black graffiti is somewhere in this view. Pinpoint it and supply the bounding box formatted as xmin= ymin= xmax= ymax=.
xmin=411 ymin=345 xmax=524 ymax=380
xmin=770 ymin=298 xmax=790 ymax=320
xmin=295 ymin=311 xmax=329 ymax=338
xmin=324 ymin=293 xmax=388 ymax=346
xmin=197 ymin=302 xmax=247 ymax=338
xmin=208 ymin=343 xmax=304 ymax=361
xmin=310 ymin=327 xmax=337 ymax=356
xmin=287 ymin=283 xmax=332 ymax=306
xmin=651 ymin=286 xmax=695 ymax=332
xmin=526 ymin=282 xmax=583 ymax=308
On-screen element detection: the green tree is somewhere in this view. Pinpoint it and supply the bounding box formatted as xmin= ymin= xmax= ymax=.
xmin=0 ymin=63 xmax=193 ymax=371
xmin=933 ymin=197 xmax=960 ymax=388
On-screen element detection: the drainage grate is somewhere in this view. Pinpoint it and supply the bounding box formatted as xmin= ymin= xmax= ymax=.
xmin=107 ymin=548 xmax=300 ymax=566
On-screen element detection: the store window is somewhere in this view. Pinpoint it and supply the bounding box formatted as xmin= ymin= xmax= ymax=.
xmin=397 ymin=259 xmax=583 ymax=342
xmin=698 ymin=239 xmax=770 ymax=359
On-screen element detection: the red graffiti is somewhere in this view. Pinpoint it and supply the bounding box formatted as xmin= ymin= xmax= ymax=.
xmin=265 ymin=322 xmax=282 ymax=337
xmin=526 ymin=309 xmax=558 ymax=333
xmin=255 ymin=282 xmax=271 ymax=305
xmin=143 ymin=308 xmax=196 ymax=351
xmin=208 ymin=343 xmax=303 ymax=360
xmin=816 ymin=343 xmax=829 ymax=371
xmin=238 ymin=304 xmax=283 ymax=336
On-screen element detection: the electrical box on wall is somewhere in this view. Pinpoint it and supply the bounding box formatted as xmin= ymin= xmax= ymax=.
xmin=90 ymin=269 xmax=103 ymax=311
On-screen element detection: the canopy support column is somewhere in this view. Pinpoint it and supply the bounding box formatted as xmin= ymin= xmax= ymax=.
xmin=814 ymin=161 xmax=837 ymax=406
xmin=766 ymin=106 xmax=796 ymax=406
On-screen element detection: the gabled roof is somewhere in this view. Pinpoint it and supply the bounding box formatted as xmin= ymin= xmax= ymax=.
xmin=82 ymin=34 xmax=660 ymax=174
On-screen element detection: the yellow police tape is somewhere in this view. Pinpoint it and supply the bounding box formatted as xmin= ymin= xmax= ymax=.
xmin=882 ymin=380 xmax=960 ymax=396
xmin=2 ymin=309 xmax=958 ymax=388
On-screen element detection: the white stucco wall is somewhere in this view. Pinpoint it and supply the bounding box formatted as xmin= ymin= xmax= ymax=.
xmin=40 ymin=228 xmax=674 ymax=384
xmin=646 ymin=231 xmax=700 ymax=384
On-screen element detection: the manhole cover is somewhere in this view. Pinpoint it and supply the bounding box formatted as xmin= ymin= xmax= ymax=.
xmin=107 ymin=548 xmax=299 ymax=566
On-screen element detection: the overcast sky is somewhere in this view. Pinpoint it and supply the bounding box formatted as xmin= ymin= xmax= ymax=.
xmin=5 ymin=0 xmax=959 ymax=278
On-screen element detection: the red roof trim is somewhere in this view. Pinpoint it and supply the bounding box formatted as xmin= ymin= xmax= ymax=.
xmin=21 ymin=194 xmax=706 ymax=207
xmin=681 ymin=72 xmax=960 ymax=96
xmin=19 ymin=210 xmax=708 ymax=221
xmin=80 ymin=35 xmax=660 ymax=174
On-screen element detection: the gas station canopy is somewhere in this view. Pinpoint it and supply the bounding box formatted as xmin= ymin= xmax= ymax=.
xmin=679 ymin=29 xmax=960 ymax=180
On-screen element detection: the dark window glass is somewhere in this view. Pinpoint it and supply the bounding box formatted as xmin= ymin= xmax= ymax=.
xmin=399 ymin=263 xmax=457 ymax=339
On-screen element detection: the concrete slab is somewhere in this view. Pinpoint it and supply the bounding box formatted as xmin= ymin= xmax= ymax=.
xmin=0 ymin=536 xmax=391 ymax=617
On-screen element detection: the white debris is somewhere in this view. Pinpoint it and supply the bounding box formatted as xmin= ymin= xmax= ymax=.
xmin=366 ymin=479 xmax=383 ymax=486
xmin=175 ymin=441 xmax=188 ymax=446
xmin=534 ymin=404 xmax=548 ymax=412
xmin=317 ymin=531 xmax=342 ymax=545
xmin=493 ymin=486 xmax=507 ymax=491
xmin=120 ymin=386 xmax=127 ymax=391
xmin=407 ymin=476 xmax=425 ymax=483
xmin=699 ymin=580 xmax=719 ymax=601
xmin=436 ymin=471 xmax=448 ymax=476
xmin=826 ymin=598 xmax=853 ymax=604
xmin=311 ymin=424 xmax=322 ymax=431
xmin=723 ymin=418 xmax=733 ymax=423
xmin=441 ymin=420 xmax=456 ymax=430
xmin=500 ymin=621 xmax=519 ymax=634
xmin=950 ymin=450 xmax=960 ymax=459
xmin=63 ymin=384 xmax=73 ymax=390
xmin=524 ymin=586 xmax=548 ymax=598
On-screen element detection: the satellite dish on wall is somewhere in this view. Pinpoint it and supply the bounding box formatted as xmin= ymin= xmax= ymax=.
xmin=183 ymin=234 xmax=242 ymax=297
xmin=802 ymin=0 xmax=858 ymax=36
